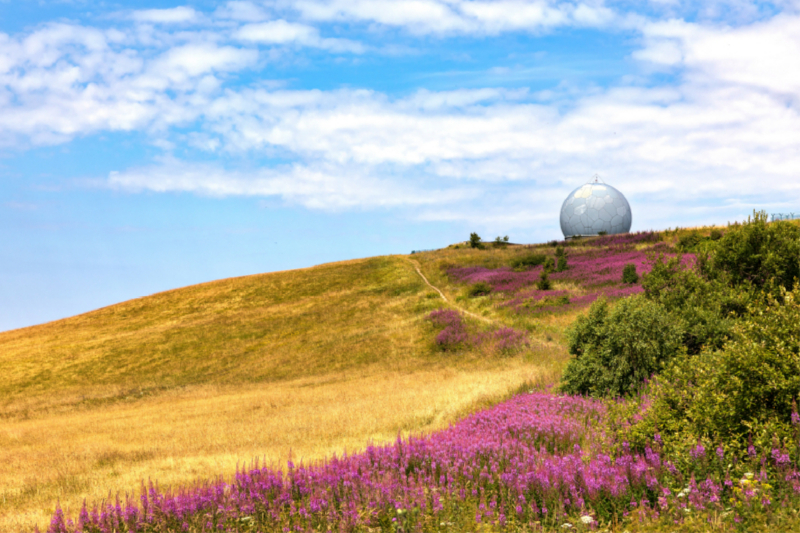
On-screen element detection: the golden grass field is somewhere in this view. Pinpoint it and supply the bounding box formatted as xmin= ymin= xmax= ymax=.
xmin=0 ymin=250 xmax=575 ymax=532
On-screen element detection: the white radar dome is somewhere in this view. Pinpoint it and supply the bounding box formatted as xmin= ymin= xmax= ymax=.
xmin=560 ymin=180 xmax=632 ymax=239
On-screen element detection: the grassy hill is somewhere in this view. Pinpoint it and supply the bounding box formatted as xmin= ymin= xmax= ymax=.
xmin=13 ymin=221 xmax=800 ymax=533
xmin=0 ymin=253 xmax=568 ymax=532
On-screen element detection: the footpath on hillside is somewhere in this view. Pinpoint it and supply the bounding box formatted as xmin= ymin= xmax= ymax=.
xmin=407 ymin=257 xmax=564 ymax=352
xmin=407 ymin=258 xmax=496 ymax=325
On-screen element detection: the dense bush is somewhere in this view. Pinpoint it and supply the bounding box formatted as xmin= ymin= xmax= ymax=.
xmin=621 ymin=263 xmax=638 ymax=284
xmin=559 ymin=296 xmax=685 ymax=397
xmin=634 ymin=286 xmax=800 ymax=452
xmin=615 ymin=214 xmax=800 ymax=454
xmin=677 ymin=231 xmax=702 ymax=252
xmin=642 ymin=254 xmax=751 ymax=354
xmin=704 ymin=211 xmax=800 ymax=290
xmin=509 ymin=252 xmax=546 ymax=270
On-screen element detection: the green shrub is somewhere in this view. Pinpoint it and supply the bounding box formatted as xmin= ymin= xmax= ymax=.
xmin=621 ymin=263 xmax=638 ymax=284
xmin=544 ymin=256 xmax=555 ymax=273
xmin=559 ymin=296 xmax=685 ymax=397
xmin=467 ymin=282 xmax=492 ymax=297
xmin=509 ymin=253 xmax=546 ymax=270
xmin=677 ymin=231 xmax=701 ymax=252
xmin=704 ymin=211 xmax=800 ymax=290
xmin=637 ymin=286 xmax=800 ymax=449
xmin=709 ymin=228 xmax=723 ymax=240
xmin=535 ymin=269 xmax=552 ymax=290
xmin=642 ymin=254 xmax=751 ymax=354
xmin=555 ymin=254 xmax=568 ymax=272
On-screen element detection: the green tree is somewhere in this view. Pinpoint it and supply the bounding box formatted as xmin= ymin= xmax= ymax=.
xmin=469 ymin=232 xmax=482 ymax=249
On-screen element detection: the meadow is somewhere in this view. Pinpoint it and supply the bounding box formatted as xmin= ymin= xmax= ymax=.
xmin=0 ymin=255 xmax=567 ymax=532
xmin=8 ymin=221 xmax=800 ymax=532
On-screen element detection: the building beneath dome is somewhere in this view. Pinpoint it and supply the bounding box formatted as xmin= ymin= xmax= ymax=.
xmin=560 ymin=178 xmax=632 ymax=239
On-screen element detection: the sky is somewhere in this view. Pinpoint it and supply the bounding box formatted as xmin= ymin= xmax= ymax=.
xmin=2 ymin=0 xmax=800 ymax=332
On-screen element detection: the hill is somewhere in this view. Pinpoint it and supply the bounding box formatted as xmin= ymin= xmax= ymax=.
xmin=0 ymin=253 xmax=568 ymax=532
xmin=19 ymin=219 xmax=800 ymax=533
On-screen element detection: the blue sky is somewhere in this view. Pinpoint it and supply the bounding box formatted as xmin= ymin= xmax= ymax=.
xmin=2 ymin=0 xmax=800 ymax=331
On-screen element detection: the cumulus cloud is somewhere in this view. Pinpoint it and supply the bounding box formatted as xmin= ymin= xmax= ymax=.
xmin=131 ymin=6 xmax=200 ymax=24
xmin=636 ymin=14 xmax=800 ymax=98
xmin=214 ymin=1 xmax=272 ymax=22
xmin=273 ymin=0 xmax=619 ymax=34
xmin=235 ymin=20 xmax=365 ymax=51
xmin=0 ymin=23 xmax=262 ymax=145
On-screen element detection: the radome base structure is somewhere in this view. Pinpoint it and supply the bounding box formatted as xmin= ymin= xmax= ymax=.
xmin=559 ymin=178 xmax=632 ymax=239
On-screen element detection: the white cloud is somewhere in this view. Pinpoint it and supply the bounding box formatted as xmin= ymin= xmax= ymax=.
xmin=214 ymin=1 xmax=272 ymax=22
xmin=131 ymin=7 xmax=200 ymax=24
xmin=235 ymin=20 xmax=365 ymax=51
xmin=637 ymin=14 xmax=800 ymax=98
xmin=274 ymin=0 xmax=619 ymax=34
xmin=107 ymin=159 xmax=471 ymax=210
xmin=0 ymin=23 xmax=262 ymax=144
xmin=151 ymin=43 xmax=258 ymax=79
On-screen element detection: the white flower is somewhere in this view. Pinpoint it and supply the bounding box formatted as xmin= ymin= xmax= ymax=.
xmin=580 ymin=515 xmax=593 ymax=524
xmin=561 ymin=523 xmax=573 ymax=529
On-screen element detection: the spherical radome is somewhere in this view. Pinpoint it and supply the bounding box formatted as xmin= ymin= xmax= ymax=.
xmin=559 ymin=182 xmax=632 ymax=239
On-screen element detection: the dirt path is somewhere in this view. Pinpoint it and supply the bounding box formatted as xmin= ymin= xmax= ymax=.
xmin=407 ymin=258 xmax=495 ymax=325
xmin=407 ymin=257 xmax=564 ymax=352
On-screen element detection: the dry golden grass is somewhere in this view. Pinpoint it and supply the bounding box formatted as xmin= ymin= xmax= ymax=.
xmin=0 ymin=256 xmax=430 ymax=417
xmin=1 ymin=360 xmax=563 ymax=532
xmin=0 ymin=250 xmax=574 ymax=532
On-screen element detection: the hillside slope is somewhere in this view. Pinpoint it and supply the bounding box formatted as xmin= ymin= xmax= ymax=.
xmin=1 ymin=256 xmax=429 ymax=416
xmin=0 ymin=253 xmax=561 ymax=532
